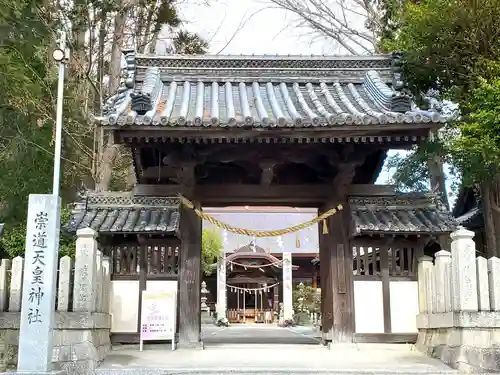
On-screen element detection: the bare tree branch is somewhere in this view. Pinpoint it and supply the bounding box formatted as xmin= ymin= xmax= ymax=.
xmin=265 ymin=0 xmax=381 ymax=54
xmin=215 ymin=7 xmax=270 ymax=55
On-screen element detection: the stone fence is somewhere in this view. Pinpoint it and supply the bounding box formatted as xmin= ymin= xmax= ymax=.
xmin=416 ymin=227 xmax=500 ymax=373
xmin=0 ymin=228 xmax=111 ymax=374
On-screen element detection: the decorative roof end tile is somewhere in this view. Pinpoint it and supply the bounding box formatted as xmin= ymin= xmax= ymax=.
xmin=130 ymin=92 xmax=152 ymax=115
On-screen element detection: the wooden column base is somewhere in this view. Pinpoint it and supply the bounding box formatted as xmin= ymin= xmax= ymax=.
xmin=178 ymin=204 xmax=202 ymax=346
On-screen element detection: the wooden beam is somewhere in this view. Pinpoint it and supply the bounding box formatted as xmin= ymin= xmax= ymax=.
xmin=348 ymin=184 xmax=396 ymax=195
xmin=133 ymin=183 xmax=403 ymax=206
xmin=141 ymin=166 xmax=176 ymax=179
xmin=112 ymin=124 xmax=434 ymax=143
xmin=351 ymin=236 xmax=429 ymax=248
xmin=134 ymin=184 xmax=332 ymax=206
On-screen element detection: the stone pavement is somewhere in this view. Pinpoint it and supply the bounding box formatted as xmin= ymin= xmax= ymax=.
xmin=202 ymin=324 xmax=321 ymax=346
xmin=97 ymin=325 xmax=459 ymax=375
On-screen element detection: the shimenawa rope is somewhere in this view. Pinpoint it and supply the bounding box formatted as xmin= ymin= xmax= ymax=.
xmin=177 ymin=194 xmax=342 ymax=237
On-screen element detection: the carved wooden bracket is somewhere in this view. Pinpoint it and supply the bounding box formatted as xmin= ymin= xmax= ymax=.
xmin=332 ymin=162 xmax=359 ymax=196
xmin=260 ymin=161 xmax=276 ymax=185
xmin=174 ymin=163 xmax=196 ymax=186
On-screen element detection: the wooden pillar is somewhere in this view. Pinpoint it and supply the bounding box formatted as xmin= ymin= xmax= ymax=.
xmin=273 ymin=285 xmax=279 ymax=317
xmin=319 ymin=202 xmax=354 ymax=344
xmin=178 ymin=203 xmax=202 ymax=347
xmin=319 ymin=206 xmax=333 ymax=341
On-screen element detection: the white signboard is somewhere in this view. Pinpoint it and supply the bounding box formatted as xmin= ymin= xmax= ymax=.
xmin=140 ymin=289 xmax=177 ymax=351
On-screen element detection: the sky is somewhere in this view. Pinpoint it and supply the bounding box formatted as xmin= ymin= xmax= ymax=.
xmin=177 ymin=0 xmax=345 ymax=55
xmin=175 ymin=0 xmax=455 ymax=205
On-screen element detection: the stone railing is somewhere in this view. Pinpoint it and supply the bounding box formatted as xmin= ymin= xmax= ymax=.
xmin=416 ymin=227 xmax=500 ymax=373
xmin=0 ymin=228 xmax=111 ymax=374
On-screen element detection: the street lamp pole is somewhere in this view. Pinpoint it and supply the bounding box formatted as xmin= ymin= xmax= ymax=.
xmin=51 ymin=48 xmax=67 ymax=197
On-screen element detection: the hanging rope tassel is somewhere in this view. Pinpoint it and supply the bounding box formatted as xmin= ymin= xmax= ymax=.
xmin=177 ymin=193 xmax=342 ymax=237
xmin=322 ymin=219 xmax=329 ymax=234
xmin=295 ymin=233 xmax=301 ymax=248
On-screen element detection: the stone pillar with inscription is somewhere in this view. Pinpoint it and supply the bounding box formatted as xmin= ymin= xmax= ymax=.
xmin=216 ymin=254 xmax=226 ymax=320
xmin=282 ymin=251 xmax=293 ymax=321
xmin=73 ymin=228 xmax=98 ymax=312
xmin=450 ymin=227 xmax=478 ymax=312
xmin=15 ymin=194 xmax=64 ymax=375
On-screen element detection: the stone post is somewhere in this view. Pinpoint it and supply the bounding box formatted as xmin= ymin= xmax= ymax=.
xmin=8 ymin=256 xmax=24 ymax=312
xmin=488 ymin=257 xmax=500 ymax=311
xmin=102 ymin=255 xmax=111 ymax=314
xmin=216 ymin=254 xmax=226 ymax=320
xmin=0 ymin=259 xmax=11 ymax=312
xmin=282 ymin=251 xmax=293 ymax=320
xmin=434 ymin=250 xmax=452 ymax=313
xmin=73 ymin=228 xmax=98 ymax=312
xmin=417 ymin=256 xmax=433 ymax=313
xmin=57 ymin=256 xmax=73 ymax=312
xmin=450 ymin=227 xmax=478 ymax=312
xmin=476 ymin=256 xmax=490 ymax=311
xmin=95 ymin=249 xmax=104 ymax=312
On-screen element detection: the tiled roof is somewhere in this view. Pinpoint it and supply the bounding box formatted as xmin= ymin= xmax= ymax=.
xmin=94 ymin=52 xmax=448 ymax=128
xmin=455 ymin=207 xmax=483 ymax=227
xmin=66 ymin=192 xmax=180 ymax=234
xmin=66 ymin=191 xmax=457 ymax=236
xmin=452 ymin=186 xmax=483 ymax=229
xmin=349 ymin=194 xmax=457 ymax=234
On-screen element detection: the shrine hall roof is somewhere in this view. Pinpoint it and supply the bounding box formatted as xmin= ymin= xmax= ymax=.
xmin=93 ymin=51 xmax=449 ymax=128
xmin=66 ymin=191 xmax=457 ymax=236
xmin=349 ymin=194 xmax=457 ymax=234
xmin=452 ymin=186 xmax=483 ymax=228
xmin=66 ymin=192 xmax=180 ymax=234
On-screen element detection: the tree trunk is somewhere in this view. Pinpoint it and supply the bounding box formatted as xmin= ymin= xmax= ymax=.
xmin=108 ymin=5 xmax=129 ymax=94
xmin=95 ymin=132 xmax=118 ymax=192
xmin=427 ymin=155 xmax=449 ymax=210
xmin=96 ymin=3 xmax=129 ymax=191
xmin=481 ymin=183 xmax=498 ymax=258
xmin=94 ymin=9 xmax=107 ymax=113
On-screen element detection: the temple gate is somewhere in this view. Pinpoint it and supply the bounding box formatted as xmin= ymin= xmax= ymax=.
xmin=68 ymin=52 xmax=457 ymax=347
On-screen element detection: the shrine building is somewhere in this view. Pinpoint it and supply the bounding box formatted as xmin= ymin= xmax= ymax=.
xmin=67 ymin=51 xmax=457 ymax=346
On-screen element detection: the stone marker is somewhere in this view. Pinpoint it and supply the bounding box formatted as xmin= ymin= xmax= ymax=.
xmin=73 ymin=228 xmax=98 ymax=312
xmin=450 ymin=227 xmax=478 ymax=312
xmin=15 ymin=194 xmax=65 ymax=375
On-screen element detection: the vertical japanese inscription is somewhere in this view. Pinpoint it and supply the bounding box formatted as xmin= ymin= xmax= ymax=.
xmin=18 ymin=194 xmax=60 ymax=373
xmin=28 ymin=211 xmax=48 ymax=324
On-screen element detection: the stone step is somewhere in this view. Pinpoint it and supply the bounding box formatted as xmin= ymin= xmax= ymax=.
xmin=96 ymin=368 xmax=459 ymax=375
